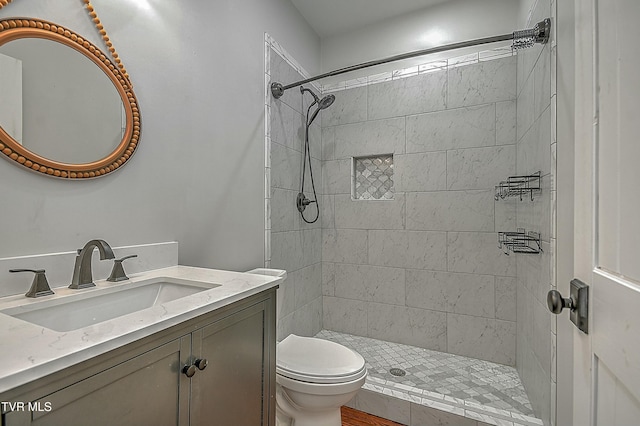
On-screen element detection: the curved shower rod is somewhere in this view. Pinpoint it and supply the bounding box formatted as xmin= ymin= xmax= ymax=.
xmin=271 ymin=18 xmax=551 ymax=99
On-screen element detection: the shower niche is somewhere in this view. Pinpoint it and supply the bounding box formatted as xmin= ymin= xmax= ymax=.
xmin=352 ymin=155 xmax=394 ymax=201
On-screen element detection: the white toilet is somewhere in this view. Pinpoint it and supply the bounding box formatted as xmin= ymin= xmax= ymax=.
xmin=276 ymin=334 xmax=367 ymax=426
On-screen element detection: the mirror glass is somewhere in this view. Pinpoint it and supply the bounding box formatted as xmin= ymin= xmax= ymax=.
xmin=0 ymin=17 xmax=140 ymax=179
xmin=0 ymin=38 xmax=124 ymax=164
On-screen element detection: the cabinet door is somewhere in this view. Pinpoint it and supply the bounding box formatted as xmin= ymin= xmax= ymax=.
xmin=4 ymin=337 xmax=191 ymax=426
xmin=190 ymin=302 xmax=269 ymax=426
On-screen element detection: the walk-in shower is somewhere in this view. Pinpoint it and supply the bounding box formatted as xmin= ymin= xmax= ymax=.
xmin=297 ymin=86 xmax=335 ymax=224
xmin=266 ymin=9 xmax=556 ymax=424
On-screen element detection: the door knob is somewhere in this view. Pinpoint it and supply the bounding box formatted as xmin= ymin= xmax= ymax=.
xmin=547 ymin=279 xmax=589 ymax=334
xmin=547 ymin=290 xmax=574 ymax=314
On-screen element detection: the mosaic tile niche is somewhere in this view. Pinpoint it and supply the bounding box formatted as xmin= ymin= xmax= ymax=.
xmin=353 ymin=155 xmax=394 ymax=200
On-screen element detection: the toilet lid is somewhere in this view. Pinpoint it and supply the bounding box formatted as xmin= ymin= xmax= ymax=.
xmin=276 ymin=335 xmax=366 ymax=384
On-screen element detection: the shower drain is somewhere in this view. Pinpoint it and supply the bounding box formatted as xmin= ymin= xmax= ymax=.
xmin=389 ymin=368 xmax=406 ymax=377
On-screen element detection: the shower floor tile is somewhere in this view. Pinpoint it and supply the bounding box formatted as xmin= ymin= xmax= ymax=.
xmin=315 ymin=330 xmax=536 ymax=420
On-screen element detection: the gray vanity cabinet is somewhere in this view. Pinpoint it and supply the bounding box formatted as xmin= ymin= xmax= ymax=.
xmin=190 ymin=302 xmax=269 ymax=425
xmin=1 ymin=289 xmax=276 ymax=426
xmin=5 ymin=338 xmax=191 ymax=426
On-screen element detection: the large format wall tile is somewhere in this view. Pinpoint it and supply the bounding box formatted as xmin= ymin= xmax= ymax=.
xmin=517 ymin=72 xmax=535 ymax=142
xmin=334 ymin=117 xmax=405 ymax=159
xmin=322 ymin=262 xmax=336 ymax=296
xmin=321 ymin=126 xmax=336 ymax=161
xmin=495 ymin=199 xmax=517 ymax=231
xmin=321 ymin=86 xmax=367 ymax=127
xmin=323 ymin=296 xmax=368 ymax=336
xmin=308 ymin=121 xmax=322 ymax=160
xmin=320 ymin=194 xmax=335 ymax=229
xmin=534 ymin=44 xmax=551 ymax=121
xmin=394 ymin=152 xmax=447 ymax=192
xmin=270 ymin=188 xmax=295 ymax=232
xmin=448 ymin=56 xmax=516 ymax=108
xmin=291 ymin=296 xmax=323 ymax=337
xmin=294 ymin=263 xmax=322 ymax=309
xmin=447 ymin=313 xmax=516 ymax=365
xmin=270 ymin=99 xmax=299 ymax=151
xmin=406 ymin=104 xmax=495 ymax=153
xmin=406 ymin=270 xmax=495 ymax=318
xmin=271 ymin=142 xmax=301 ymax=191
xmin=270 ymin=231 xmax=303 ymax=273
xmin=322 ymin=159 xmax=351 ymax=195
xmin=406 ymin=191 xmax=494 ymax=232
xmin=322 ymin=229 xmax=368 ymax=264
xmin=368 ymin=230 xmax=447 ymax=271
xmin=270 ymin=49 xmax=302 ymax=113
xmin=334 ymin=193 xmax=405 ymax=229
xmin=448 ymin=232 xmax=516 ymax=276
xmin=447 ymin=145 xmax=516 ymax=190
xmin=495 ymin=276 xmax=517 ymax=322
xmin=367 ymin=71 xmax=447 ymax=120
xmin=334 ymin=264 xmax=405 ymax=305
xmin=301 ymin=228 xmax=322 ymax=267
xmin=496 ymin=100 xmax=517 ymax=145
xmin=276 ymin=269 xmax=296 ymax=319
xmin=367 ymin=303 xmax=447 ymax=351
xmin=517 ymin=107 xmax=551 ymax=176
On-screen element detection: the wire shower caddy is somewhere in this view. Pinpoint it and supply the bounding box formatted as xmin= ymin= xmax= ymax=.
xmin=494 ymin=172 xmax=542 ymax=201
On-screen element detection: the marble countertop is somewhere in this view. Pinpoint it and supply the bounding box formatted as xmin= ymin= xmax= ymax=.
xmin=0 ymin=265 xmax=284 ymax=395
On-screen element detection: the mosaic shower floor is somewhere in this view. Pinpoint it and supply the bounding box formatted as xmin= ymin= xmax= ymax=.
xmin=316 ymin=330 xmax=542 ymax=425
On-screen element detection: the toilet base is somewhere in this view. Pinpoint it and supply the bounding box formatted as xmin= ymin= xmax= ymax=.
xmin=276 ymin=382 xmax=355 ymax=426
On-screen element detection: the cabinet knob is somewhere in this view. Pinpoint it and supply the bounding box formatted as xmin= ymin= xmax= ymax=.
xmin=195 ymin=358 xmax=208 ymax=371
xmin=182 ymin=364 xmax=196 ymax=378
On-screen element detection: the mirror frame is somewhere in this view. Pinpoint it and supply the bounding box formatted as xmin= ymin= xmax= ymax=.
xmin=0 ymin=18 xmax=140 ymax=179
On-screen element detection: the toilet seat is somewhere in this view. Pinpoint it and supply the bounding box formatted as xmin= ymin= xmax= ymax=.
xmin=277 ymin=335 xmax=367 ymax=384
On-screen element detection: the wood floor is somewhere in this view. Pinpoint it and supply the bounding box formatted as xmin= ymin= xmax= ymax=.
xmin=341 ymin=406 xmax=405 ymax=426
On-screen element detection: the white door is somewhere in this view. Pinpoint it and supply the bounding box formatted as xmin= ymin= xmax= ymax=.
xmin=573 ymin=0 xmax=640 ymax=424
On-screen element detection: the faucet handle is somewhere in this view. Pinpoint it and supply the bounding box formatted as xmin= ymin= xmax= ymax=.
xmin=10 ymin=269 xmax=55 ymax=298
xmin=107 ymin=255 xmax=138 ymax=282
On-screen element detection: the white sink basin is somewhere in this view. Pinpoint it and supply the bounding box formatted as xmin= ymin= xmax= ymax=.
xmin=1 ymin=277 xmax=217 ymax=332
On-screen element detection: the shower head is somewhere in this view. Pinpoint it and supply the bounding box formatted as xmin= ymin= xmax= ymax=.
xmin=300 ymin=85 xmax=336 ymax=125
xmin=318 ymin=94 xmax=335 ymax=110
xmin=307 ymin=94 xmax=335 ymax=125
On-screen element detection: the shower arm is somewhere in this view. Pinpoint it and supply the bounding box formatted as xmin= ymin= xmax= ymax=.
xmin=271 ymin=18 xmax=550 ymax=99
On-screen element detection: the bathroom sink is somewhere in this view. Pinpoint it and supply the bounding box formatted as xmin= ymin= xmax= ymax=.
xmin=1 ymin=277 xmax=217 ymax=332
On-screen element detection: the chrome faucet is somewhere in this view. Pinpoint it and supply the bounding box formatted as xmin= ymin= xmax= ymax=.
xmin=69 ymin=239 xmax=115 ymax=289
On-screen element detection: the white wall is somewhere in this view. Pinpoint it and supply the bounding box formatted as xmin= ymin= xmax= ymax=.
xmin=0 ymin=0 xmax=319 ymax=272
xmin=320 ymin=0 xmax=519 ymax=84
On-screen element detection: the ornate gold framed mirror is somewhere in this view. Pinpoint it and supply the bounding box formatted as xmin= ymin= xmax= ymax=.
xmin=0 ymin=13 xmax=140 ymax=179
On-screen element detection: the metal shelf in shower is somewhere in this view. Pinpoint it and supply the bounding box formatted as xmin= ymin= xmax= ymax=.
xmin=498 ymin=229 xmax=542 ymax=255
xmin=494 ymin=172 xmax=542 ymax=201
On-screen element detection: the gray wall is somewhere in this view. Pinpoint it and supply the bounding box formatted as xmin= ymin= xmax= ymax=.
xmin=267 ymin=45 xmax=323 ymax=340
xmin=0 ymin=0 xmax=319 ymax=273
xmin=320 ymin=55 xmax=518 ymax=366
xmin=320 ymin=0 xmax=519 ymax=84
xmin=515 ymin=0 xmax=557 ymax=424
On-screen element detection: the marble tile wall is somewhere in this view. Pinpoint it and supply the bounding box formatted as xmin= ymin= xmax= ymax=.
xmin=320 ymin=55 xmax=518 ymax=366
xmin=514 ymin=0 xmax=557 ymax=425
xmin=265 ymin=37 xmax=323 ymax=340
